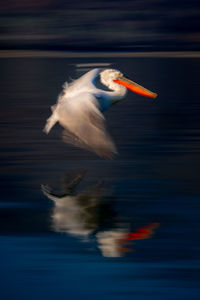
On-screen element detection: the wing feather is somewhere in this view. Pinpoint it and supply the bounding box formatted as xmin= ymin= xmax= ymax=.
xmin=58 ymin=68 xmax=101 ymax=100
xmin=56 ymin=93 xmax=117 ymax=158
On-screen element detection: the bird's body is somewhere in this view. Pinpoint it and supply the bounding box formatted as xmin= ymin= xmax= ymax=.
xmin=44 ymin=68 xmax=157 ymax=158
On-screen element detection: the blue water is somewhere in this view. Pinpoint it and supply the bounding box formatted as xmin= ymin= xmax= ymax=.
xmin=0 ymin=55 xmax=200 ymax=299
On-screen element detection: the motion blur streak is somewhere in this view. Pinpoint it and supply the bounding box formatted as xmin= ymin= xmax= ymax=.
xmin=127 ymin=223 xmax=160 ymax=240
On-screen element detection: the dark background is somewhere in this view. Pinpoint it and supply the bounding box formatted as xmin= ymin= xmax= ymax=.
xmin=0 ymin=0 xmax=200 ymax=51
xmin=0 ymin=1 xmax=200 ymax=300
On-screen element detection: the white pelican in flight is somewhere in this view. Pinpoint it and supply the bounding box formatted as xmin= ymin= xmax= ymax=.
xmin=44 ymin=68 xmax=157 ymax=158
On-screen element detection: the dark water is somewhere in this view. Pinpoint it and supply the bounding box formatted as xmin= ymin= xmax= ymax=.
xmin=0 ymin=55 xmax=200 ymax=299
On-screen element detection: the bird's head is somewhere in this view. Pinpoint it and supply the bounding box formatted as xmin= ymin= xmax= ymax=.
xmin=100 ymin=69 xmax=124 ymax=91
xmin=100 ymin=69 xmax=157 ymax=98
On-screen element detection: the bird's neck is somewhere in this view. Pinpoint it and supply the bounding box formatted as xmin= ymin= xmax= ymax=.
xmin=96 ymin=83 xmax=127 ymax=112
xmin=106 ymin=84 xmax=127 ymax=102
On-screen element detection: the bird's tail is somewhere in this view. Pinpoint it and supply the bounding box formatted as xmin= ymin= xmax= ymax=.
xmin=43 ymin=112 xmax=58 ymax=134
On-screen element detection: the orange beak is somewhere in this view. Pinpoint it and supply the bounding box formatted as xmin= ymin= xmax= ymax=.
xmin=114 ymin=75 xmax=157 ymax=99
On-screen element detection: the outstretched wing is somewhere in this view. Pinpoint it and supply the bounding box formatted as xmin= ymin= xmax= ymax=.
xmin=71 ymin=68 xmax=101 ymax=89
xmin=56 ymin=92 xmax=117 ymax=158
xmin=58 ymin=68 xmax=101 ymax=101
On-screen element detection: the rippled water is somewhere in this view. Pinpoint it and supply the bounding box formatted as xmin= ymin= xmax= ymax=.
xmin=0 ymin=54 xmax=200 ymax=299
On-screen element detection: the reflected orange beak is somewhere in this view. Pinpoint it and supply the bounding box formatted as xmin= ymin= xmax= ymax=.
xmin=114 ymin=75 xmax=158 ymax=99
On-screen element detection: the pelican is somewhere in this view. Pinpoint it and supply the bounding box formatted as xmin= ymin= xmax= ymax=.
xmin=44 ymin=68 xmax=157 ymax=158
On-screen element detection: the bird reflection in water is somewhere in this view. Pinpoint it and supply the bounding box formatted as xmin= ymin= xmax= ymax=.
xmin=41 ymin=173 xmax=159 ymax=257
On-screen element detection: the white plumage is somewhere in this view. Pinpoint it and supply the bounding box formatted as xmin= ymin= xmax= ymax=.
xmin=44 ymin=68 xmax=157 ymax=158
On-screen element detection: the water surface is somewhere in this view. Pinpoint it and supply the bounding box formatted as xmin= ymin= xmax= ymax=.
xmin=0 ymin=54 xmax=200 ymax=299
